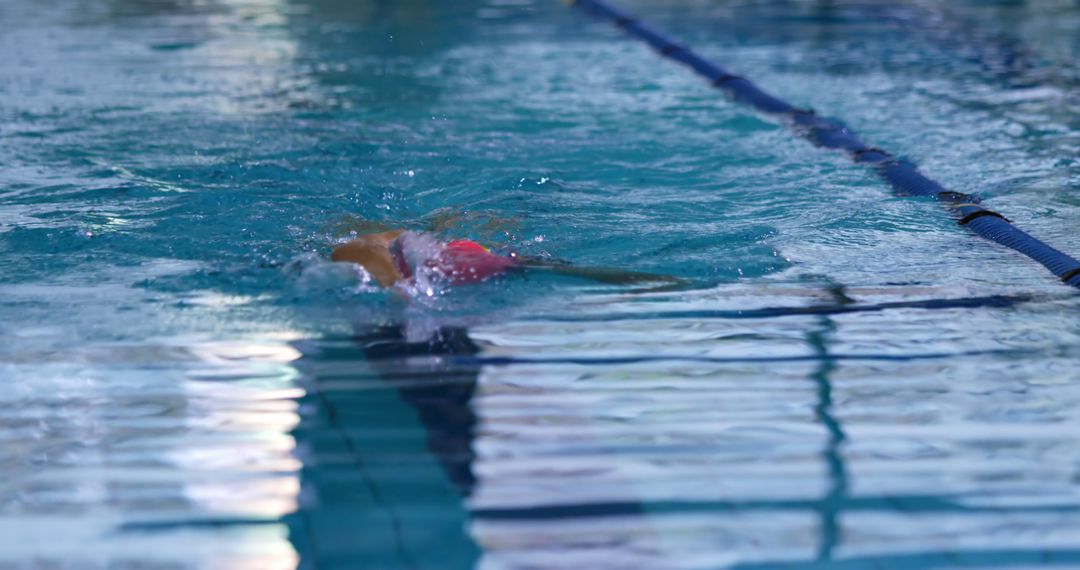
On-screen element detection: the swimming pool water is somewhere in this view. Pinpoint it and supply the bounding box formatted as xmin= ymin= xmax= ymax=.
xmin=2 ymin=0 xmax=1080 ymax=568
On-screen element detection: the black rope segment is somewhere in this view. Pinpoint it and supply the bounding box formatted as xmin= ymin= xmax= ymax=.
xmin=957 ymin=209 xmax=1010 ymax=226
xmin=568 ymin=0 xmax=1080 ymax=289
xmin=711 ymin=74 xmax=743 ymax=87
xmin=852 ymin=147 xmax=891 ymax=161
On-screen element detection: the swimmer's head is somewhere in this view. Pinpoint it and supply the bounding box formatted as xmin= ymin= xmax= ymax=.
xmin=433 ymin=239 xmax=515 ymax=284
xmin=332 ymin=231 xmax=515 ymax=288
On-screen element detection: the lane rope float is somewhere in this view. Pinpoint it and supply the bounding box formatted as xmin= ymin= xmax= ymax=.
xmin=564 ymin=0 xmax=1080 ymax=289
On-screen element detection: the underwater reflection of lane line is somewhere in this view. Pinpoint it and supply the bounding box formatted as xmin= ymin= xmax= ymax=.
xmin=880 ymin=0 xmax=1067 ymax=88
xmin=837 ymin=1 xmax=1039 ymax=80
xmin=518 ymin=294 xmax=1034 ymax=322
xmin=358 ymin=325 xmax=482 ymax=494
xmin=456 ymin=347 xmax=1032 ymax=366
xmin=469 ymin=493 xmax=1080 ymax=520
xmin=287 ymin=326 xmax=486 ymax=570
xmin=466 ymin=282 xmax=1080 ymax=568
xmin=787 ymin=0 xmax=1064 ymax=90
xmin=807 ymin=288 xmax=849 ymax=562
xmin=732 ymin=547 xmax=1080 ymax=570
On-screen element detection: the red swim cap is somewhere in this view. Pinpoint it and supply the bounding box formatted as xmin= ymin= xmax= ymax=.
xmin=435 ymin=240 xmax=516 ymax=284
xmin=446 ymin=239 xmax=490 ymax=254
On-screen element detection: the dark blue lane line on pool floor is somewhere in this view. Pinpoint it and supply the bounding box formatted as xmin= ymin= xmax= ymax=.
xmin=566 ymin=0 xmax=1080 ymax=290
xmin=525 ymin=294 xmax=1032 ymax=322
xmin=732 ymin=549 xmax=1080 ymax=570
xmin=471 ymin=493 xmax=1080 ymax=520
xmin=455 ymin=347 xmax=1030 ymax=367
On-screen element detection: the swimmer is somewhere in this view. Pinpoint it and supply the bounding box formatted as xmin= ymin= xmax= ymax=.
xmin=331 ymin=230 xmax=682 ymax=288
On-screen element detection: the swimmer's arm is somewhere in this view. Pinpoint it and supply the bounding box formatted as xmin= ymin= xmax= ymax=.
xmin=517 ymin=260 xmax=686 ymax=286
xmin=331 ymin=230 xmax=405 ymax=287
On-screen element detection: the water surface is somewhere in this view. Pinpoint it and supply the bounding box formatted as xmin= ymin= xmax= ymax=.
xmin=2 ymin=0 xmax=1080 ymax=568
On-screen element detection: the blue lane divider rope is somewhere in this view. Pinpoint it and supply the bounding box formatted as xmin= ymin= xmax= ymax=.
xmin=565 ymin=0 xmax=1080 ymax=289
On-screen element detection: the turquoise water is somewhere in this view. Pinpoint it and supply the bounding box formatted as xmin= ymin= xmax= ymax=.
xmin=2 ymin=0 xmax=1080 ymax=567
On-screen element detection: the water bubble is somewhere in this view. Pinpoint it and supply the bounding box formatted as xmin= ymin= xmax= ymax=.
xmin=287 ymin=254 xmax=376 ymax=297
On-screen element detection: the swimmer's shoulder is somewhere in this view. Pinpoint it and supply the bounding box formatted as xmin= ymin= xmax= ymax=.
xmin=331 ymin=229 xmax=405 ymax=257
xmin=330 ymin=229 xmax=408 ymax=286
